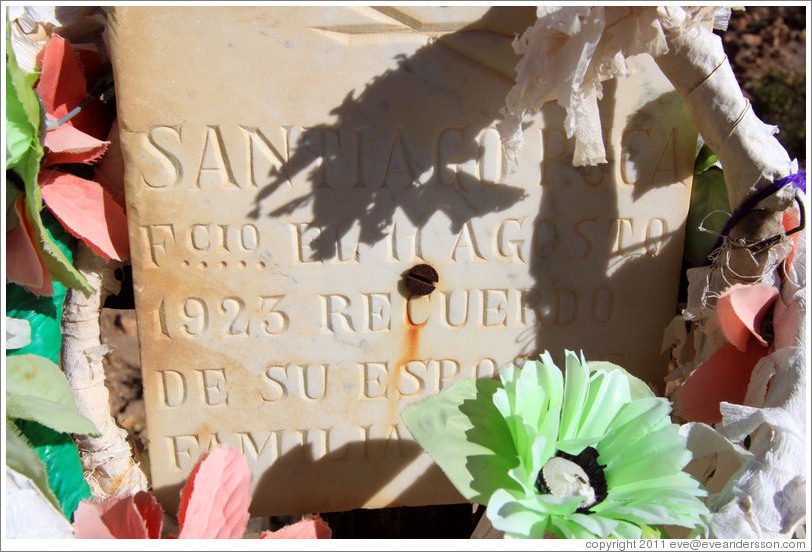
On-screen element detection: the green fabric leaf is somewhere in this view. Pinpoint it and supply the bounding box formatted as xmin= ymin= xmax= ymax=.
xmin=6 ymin=19 xmax=42 ymax=131
xmin=15 ymin=419 xmax=92 ymax=520
xmin=685 ymin=164 xmax=731 ymax=266
xmin=6 ymin=421 xmax=63 ymax=515
xmin=5 ymin=353 xmax=99 ymax=436
xmin=401 ymin=377 xmax=520 ymax=503
xmin=5 ymin=65 xmax=35 ymax=168
xmin=693 ymin=144 xmax=719 ymax=175
xmin=27 ymin=187 xmax=92 ymax=294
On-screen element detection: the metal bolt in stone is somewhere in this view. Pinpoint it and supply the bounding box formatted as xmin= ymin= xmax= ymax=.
xmin=405 ymin=264 xmax=439 ymax=296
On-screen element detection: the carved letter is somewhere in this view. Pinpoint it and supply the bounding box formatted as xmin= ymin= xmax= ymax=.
xmin=196 ymin=125 xmax=238 ymax=189
xmin=297 ymin=364 xmax=328 ymax=401
xmin=261 ymin=365 xmax=288 ymax=402
xmin=496 ymin=218 xmax=527 ymax=263
xmin=321 ymin=294 xmax=356 ymax=333
xmin=386 ymin=220 xmax=424 ymax=263
xmin=450 ymin=220 xmax=485 ymax=261
xmin=645 ymin=218 xmax=667 ymax=256
xmin=437 ymin=359 xmax=460 ymax=390
xmin=144 ymin=224 xmax=175 ymax=267
xmin=399 ymin=361 xmax=427 ymax=397
xmin=441 ymin=289 xmax=470 ymax=328
xmin=533 ymin=219 xmax=557 ymax=258
xmin=481 ymin=289 xmax=508 ymax=328
xmin=591 ymin=286 xmax=614 ymax=324
xmin=383 ymin=128 xmax=417 ymax=189
xmin=359 ymin=362 xmax=388 ymax=400
xmin=569 ymin=218 xmax=597 ymax=259
xmin=237 ymin=431 xmax=282 ymax=462
xmin=197 ymin=368 xmax=228 ymax=406
xmin=292 ymin=223 xmax=322 ymax=264
xmin=240 ymin=126 xmax=286 ymax=188
xmin=612 ymin=218 xmax=634 ymax=255
xmin=477 ymin=127 xmax=503 ymax=185
xmin=157 ymin=370 xmax=187 ymax=407
xmin=555 ymin=288 xmax=577 ymax=325
xmin=363 ymin=293 xmax=391 ymax=332
xmin=190 ymin=224 xmax=211 ymax=251
xmin=141 ymin=126 xmax=182 ymax=189
xmin=322 ymin=128 xmax=361 ymax=189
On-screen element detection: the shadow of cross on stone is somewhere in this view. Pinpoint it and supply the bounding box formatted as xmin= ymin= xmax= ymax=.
xmin=247 ymin=6 xmax=537 ymax=262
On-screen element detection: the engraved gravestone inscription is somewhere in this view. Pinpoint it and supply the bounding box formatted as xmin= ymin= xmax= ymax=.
xmin=109 ymin=6 xmax=697 ymax=515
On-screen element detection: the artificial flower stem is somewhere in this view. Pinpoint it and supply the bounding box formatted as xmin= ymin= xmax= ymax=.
xmin=653 ymin=7 xmax=795 ymax=281
xmin=44 ymin=78 xmax=115 ymax=130
xmin=60 ymin=242 xmax=148 ymax=498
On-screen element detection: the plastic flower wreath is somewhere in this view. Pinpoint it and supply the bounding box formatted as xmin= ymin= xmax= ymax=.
xmin=402 ymin=350 xmax=709 ymax=538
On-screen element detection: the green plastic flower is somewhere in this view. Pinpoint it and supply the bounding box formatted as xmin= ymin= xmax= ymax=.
xmin=402 ymin=350 xmax=709 ymax=539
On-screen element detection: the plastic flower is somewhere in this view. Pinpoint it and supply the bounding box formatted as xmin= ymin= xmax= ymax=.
xmin=74 ymin=447 xmax=332 ymax=539
xmin=678 ymin=283 xmax=797 ymax=424
xmin=403 ymin=350 xmax=709 ymax=539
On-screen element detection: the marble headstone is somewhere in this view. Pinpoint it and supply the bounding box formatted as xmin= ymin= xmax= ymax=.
xmin=109 ymin=6 xmax=697 ymax=515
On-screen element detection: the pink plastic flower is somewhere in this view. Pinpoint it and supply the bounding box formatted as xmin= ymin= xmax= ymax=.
xmin=73 ymin=447 xmax=331 ymax=539
xmin=679 ymin=283 xmax=783 ymax=424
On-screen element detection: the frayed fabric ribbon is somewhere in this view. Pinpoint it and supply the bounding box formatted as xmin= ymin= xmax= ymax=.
xmin=707 ymin=172 xmax=806 ymax=263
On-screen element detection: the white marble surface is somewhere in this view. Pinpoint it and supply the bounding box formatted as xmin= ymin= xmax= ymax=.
xmin=110 ymin=6 xmax=697 ymax=516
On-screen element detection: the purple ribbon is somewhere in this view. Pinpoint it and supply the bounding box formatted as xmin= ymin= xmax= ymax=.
xmin=707 ymin=171 xmax=806 ymax=261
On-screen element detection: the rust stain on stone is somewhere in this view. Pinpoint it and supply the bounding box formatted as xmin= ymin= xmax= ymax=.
xmin=387 ymin=297 xmax=427 ymax=422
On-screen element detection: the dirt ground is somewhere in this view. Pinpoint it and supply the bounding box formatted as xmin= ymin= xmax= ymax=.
xmin=99 ymin=3 xmax=807 ymax=495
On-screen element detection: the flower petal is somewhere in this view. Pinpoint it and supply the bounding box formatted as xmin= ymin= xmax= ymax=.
xmin=552 ymin=512 xmax=620 ymax=538
xmin=133 ymin=491 xmax=164 ymax=539
xmin=604 ymin=426 xmax=693 ymax=484
xmin=576 ymin=369 xmax=631 ymax=440
xmin=402 ymin=376 xmax=519 ymax=503
xmin=717 ymin=283 xmax=779 ymax=349
xmin=5 ymin=196 xmax=53 ymax=295
xmin=558 ymin=351 xmax=590 ymax=441
xmin=36 ymin=34 xmax=113 ymax=141
xmin=5 ymin=317 xmax=32 ymax=350
xmin=260 ymin=515 xmax=331 ymax=539
xmin=39 ymin=169 xmax=129 ymax=261
xmin=73 ymin=492 xmax=161 ymax=539
xmin=678 ymin=341 xmax=767 ymax=424
xmin=596 ymin=398 xmax=671 ymax=460
xmin=43 ymin=122 xmax=110 ymax=165
xmin=73 ymin=500 xmax=116 ymax=538
xmin=101 ymin=496 xmax=150 ymax=538
xmin=486 ymin=488 xmax=578 ymax=538
xmin=177 ymin=447 xmax=252 ymax=539
xmin=36 ymin=35 xmax=87 ymax=113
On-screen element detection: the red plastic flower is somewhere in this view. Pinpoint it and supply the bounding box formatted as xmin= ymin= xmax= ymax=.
xmin=36 ymin=34 xmax=129 ymax=261
xmin=37 ymin=34 xmax=112 ymax=165
xmin=6 ymin=33 xmax=130 ymax=295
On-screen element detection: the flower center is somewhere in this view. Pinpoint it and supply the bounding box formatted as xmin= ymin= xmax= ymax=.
xmin=536 ymin=446 xmax=607 ymax=513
